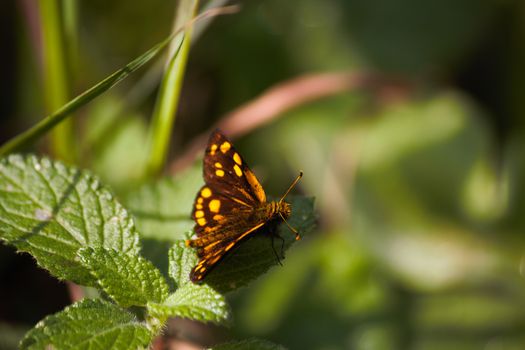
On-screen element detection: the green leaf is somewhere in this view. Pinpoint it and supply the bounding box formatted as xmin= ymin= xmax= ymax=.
xmin=78 ymin=247 xmax=169 ymax=307
xmin=126 ymin=166 xmax=202 ymax=241
xmin=210 ymin=339 xmax=287 ymax=350
xmin=20 ymin=299 xmax=153 ymax=350
xmin=203 ymin=196 xmax=316 ymax=293
xmin=168 ymin=234 xmax=198 ymax=288
xmin=0 ymin=154 xmax=140 ymax=285
xmin=148 ymin=283 xmax=230 ymax=325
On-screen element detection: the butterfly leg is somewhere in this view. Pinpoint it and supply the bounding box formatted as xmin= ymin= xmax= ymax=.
xmin=271 ymin=234 xmax=285 ymax=266
xmin=279 ymin=234 xmax=285 ymax=259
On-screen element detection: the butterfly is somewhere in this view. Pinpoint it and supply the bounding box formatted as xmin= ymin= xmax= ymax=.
xmin=185 ymin=129 xmax=302 ymax=283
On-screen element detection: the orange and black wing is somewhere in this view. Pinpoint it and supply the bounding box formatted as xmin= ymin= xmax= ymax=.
xmin=187 ymin=213 xmax=266 ymax=282
xmin=191 ymin=130 xmax=266 ymax=237
xmin=186 ymin=130 xmax=269 ymax=282
xmin=203 ymin=130 xmax=265 ymax=204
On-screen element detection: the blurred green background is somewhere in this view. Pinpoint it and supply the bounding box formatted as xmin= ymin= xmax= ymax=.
xmin=2 ymin=0 xmax=525 ymax=349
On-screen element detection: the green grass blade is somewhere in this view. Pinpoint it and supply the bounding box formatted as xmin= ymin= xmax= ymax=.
xmin=62 ymin=0 xmax=79 ymax=77
xmin=0 ymin=36 xmax=180 ymax=157
xmin=39 ymin=0 xmax=76 ymax=162
xmin=146 ymin=0 xmax=200 ymax=177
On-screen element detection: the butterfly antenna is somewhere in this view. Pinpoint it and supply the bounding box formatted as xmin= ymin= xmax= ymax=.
xmin=278 ymin=171 xmax=303 ymax=241
xmin=279 ymin=171 xmax=303 ymax=204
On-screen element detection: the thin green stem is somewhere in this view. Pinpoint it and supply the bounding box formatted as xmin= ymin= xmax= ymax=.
xmin=145 ymin=0 xmax=200 ymax=177
xmin=62 ymin=0 xmax=79 ymax=79
xmin=39 ymin=0 xmax=76 ymax=162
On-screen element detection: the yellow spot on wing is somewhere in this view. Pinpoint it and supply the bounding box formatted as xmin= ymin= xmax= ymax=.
xmin=196 ymin=204 xmax=203 ymax=209
xmin=233 ymin=164 xmax=242 ymax=177
xmin=210 ymin=144 xmax=218 ymax=155
xmin=197 ymin=217 xmax=207 ymax=226
xmin=209 ymin=199 xmax=221 ymax=213
xmin=215 ymin=169 xmax=225 ymax=177
xmin=201 ymin=187 xmax=212 ymax=198
xmin=195 ymin=210 xmax=204 ymax=218
xmin=214 ymin=162 xmax=223 ymax=168
xmin=197 ymin=197 xmax=203 ymax=204
xmin=220 ymin=141 xmax=231 ymax=153
xmin=233 ymin=152 xmax=242 ymax=165
xmin=213 ymin=214 xmax=224 ymax=221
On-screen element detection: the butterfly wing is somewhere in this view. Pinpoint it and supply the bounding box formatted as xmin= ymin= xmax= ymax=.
xmin=186 ymin=130 xmax=269 ymax=282
xmin=188 ymin=214 xmax=266 ymax=282
xmin=203 ymin=130 xmax=265 ymax=204
xmin=191 ymin=130 xmax=266 ymax=237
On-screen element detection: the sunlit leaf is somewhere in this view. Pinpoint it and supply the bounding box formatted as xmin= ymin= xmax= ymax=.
xmin=20 ymin=299 xmax=153 ymax=350
xmin=78 ymin=247 xmax=169 ymax=307
xmin=0 ymin=154 xmax=140 ymax=285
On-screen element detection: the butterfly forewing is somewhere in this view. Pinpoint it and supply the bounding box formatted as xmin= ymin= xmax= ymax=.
xmin=202 ymin=131 xmax=266 ymax=204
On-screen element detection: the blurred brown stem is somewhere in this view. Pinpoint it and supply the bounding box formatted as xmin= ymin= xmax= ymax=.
xmin=170 ymin=71 xmax=408 ymax=173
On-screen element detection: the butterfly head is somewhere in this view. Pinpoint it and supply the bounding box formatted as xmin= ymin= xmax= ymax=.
xmin=274 ymin=171 xmax=303 ymax=240
xmin=279 ymin=201 xmax=292 ymax=218
xmin=269 ymin=200 xmax=291 ymax=219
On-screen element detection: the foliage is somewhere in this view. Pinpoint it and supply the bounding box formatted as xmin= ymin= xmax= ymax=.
xmin=0 ymin=155 xmax=314 ymax=349
xmin=0 ymin=154 xmax=140 ymax=285
xmin=3 ymin=0 xmax=525 ymax=349
xmin=19 ymin=299 xmax=153 ymax=350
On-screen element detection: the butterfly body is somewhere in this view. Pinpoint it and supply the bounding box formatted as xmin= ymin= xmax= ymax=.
xmin=185 ymin=130 xmax=299 ymax=283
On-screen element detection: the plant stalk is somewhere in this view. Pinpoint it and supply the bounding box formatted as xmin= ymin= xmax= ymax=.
xmin=39 ymin=0 xmax=76 ymax=162
xmin=145 ymin=0 xmax=200 ymax=177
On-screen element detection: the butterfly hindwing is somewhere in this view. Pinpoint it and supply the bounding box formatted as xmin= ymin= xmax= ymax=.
xmin=189 ymin=221 xmax=266 ymax=282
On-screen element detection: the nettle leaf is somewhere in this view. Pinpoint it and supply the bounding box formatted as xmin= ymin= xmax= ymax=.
xmin=20 ymin=299 xmax=153 ymax=350
xmin=78 ymin=247 xmax=169 ymax=307
xmin=0 ymin=155 xmax=140 ymax=285
xmin=126 ymin=165 xmax=202 ymax=241
xmin=210 ymin=339 xmax=287 ymax=350
xmin=202 ymin=196 xmax=316 ymax=293
xmin=168 ymin=233 xmax=198 ymax=288
xmin=148 ymin=283 xmax=230 ymax=325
